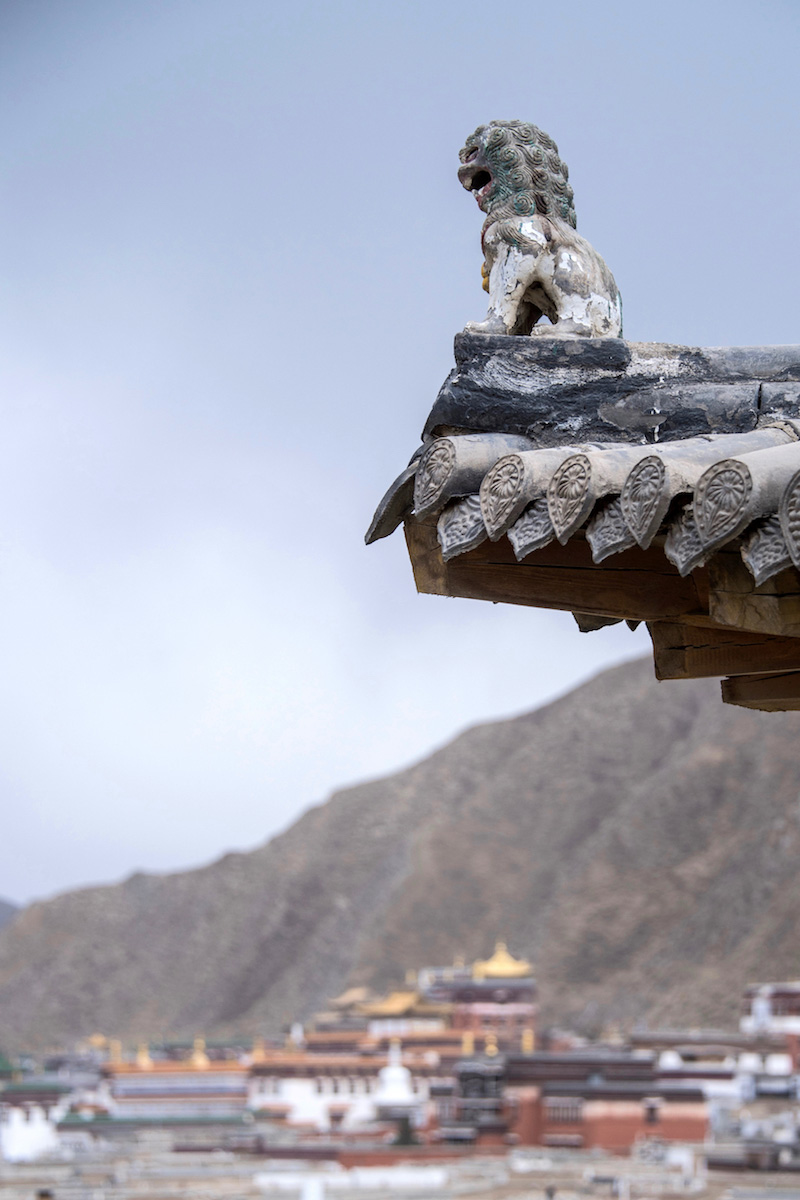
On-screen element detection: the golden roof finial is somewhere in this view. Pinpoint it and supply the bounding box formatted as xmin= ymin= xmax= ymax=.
xmin=136 ymin=1042 xmax=152 ymax=1070
xmin=485 ymin=1033 xmax=499 ymax=1057
xmin=191 ymin=1036 xmax=210 ymax=1068
xmin=521 ymin=1028 xmax=535 ymax=1054
xmin=251 ymin=1037 xmax=266 ymax=1064
xmin=461 ymin=1029 xmax=475 ymax=1056
xmin=472 ymin=940 xmax=533 ymax=980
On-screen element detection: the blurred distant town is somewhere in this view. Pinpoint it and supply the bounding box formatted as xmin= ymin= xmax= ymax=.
xmin=4 ymin=943 xmax=800 ymax=1196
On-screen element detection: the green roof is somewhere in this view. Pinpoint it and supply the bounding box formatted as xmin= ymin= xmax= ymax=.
xmin=3 ymin=1080 xmax=71 ymax=1094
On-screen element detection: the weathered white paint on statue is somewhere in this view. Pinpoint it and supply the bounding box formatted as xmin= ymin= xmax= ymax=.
xmin=458 ymin=121 xmax=622 ymax=338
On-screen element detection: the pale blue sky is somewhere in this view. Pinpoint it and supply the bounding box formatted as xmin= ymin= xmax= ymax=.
xmin=1 ymin=0 xmax=799 ymax=902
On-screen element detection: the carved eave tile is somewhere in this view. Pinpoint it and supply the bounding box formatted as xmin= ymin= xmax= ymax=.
xmin=694 ymin=441 xmax=800 ymax=555
xmin=779 ymin=465 xmax=800 ymax=570
xmin=546 ymin=444 xmax=656 ymax=545
xmin=365 ymin=460 xmax=420 ymax=545
xmin=664 ymin=504 xmax=710 ymax=577
xmin=740 ymin=515 xmax=793 ymax=587
xmin=620 ymin=456 xmax=669 ymax=549
xmin=547 ymin=454 xmax=593 ymax=544
xmin=413 ymin=439 xmax=456 ymax=518
xmin=618 ymin=426 xmax=795 ymax=551
xmin=586 ymin=498 xmax=637 ymax=563
xmin=437 ymin=495 xmax=487 ymax=561
xmin=413 ymin=432 xmax=533 ymax=519
xmin=480 ymin=447 xmax=579 ymax=541
xmin=507 ymin=498 xmax=555 ymax=561
xmin=693 ymin=457 xmax=755 ymax=550
xmin=479 ymin=454 xmax=526 ymax=541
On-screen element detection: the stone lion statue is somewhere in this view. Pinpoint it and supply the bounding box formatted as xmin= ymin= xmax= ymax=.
xmin=458 ymin=120 xmax=622 ymax=338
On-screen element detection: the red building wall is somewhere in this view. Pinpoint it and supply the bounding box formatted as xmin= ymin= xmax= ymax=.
xmin=506 ymin=1092 xmax=708 ymax=1152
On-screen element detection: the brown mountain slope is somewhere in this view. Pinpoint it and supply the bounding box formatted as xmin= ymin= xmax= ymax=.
xmin=1 ymin=658 xmax=800 ymax=1049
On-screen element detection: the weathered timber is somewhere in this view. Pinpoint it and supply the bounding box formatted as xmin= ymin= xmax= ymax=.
xmin=648 ymin=620 xmax=800 ymax=680
xmin=422 ymin=336 xmax=800 ymax=445
xmin=721 ymin=670 xmax=800 ymax=711
xmin=708 ymin=550 xmax=800 ymax=638
xmin=574 ymin=613 xmax=624 ymax=632
xmin=405 ymin=518 xmax=709 ymax=621
xmin=404 ymin=516 xmax=449 ymax=596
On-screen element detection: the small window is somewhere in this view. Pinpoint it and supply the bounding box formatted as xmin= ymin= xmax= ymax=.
xmin=545 ymin=1097 xmax=583 ymax=1124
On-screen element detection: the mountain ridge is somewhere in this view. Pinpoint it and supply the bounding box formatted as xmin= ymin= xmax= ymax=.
xmin=1 ymin=658 xmax=799 ymax=1050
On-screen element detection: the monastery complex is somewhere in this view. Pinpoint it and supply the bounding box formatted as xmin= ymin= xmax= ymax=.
xmin=3 ymin=944 xmax=800 ymax=1171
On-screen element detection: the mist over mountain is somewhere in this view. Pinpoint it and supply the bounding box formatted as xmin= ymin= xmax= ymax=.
xmin=1 ymin=657 xmax=798 ymax=1050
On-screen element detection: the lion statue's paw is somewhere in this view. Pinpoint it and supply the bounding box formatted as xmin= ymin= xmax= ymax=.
xmin=463 ymin=316 xmax=509 ymax=336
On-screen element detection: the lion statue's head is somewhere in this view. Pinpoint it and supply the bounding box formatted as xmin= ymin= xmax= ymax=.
xmin=458 ymin=120 xmax=577 ymax=229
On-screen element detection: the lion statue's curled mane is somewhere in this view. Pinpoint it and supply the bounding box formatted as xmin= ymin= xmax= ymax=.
xmin=458 ymin=120 xmax=622 ymax=338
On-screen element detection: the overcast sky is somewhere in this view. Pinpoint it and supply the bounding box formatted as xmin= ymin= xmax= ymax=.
xmin=1 ymin=0 xmax=799 ymax=904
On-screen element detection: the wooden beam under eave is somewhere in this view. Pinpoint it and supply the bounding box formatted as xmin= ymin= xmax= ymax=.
xmin=648 ymin=620 xmax=800 ymax=680
xmin=708 ymin=552 xmax=800 ymax=638
xmin=404 ymin=518 xmax=710 ymax=623
xmin=721 ymin=670 xmax=800 ymax=711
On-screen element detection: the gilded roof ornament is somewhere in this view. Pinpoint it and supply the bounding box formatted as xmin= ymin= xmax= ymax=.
xmin=472 ymin=941 xmax=533 ymax=980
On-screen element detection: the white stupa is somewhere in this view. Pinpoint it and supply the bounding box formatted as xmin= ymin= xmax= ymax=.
xmin=373 ymin=1039 xmax=418 ymax=1120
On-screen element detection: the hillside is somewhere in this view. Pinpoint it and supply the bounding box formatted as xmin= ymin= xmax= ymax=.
xmin=1 ymin=658 xmax=799 ymax=1049
xmin=0 ymin=900 xmax=18 ymax=932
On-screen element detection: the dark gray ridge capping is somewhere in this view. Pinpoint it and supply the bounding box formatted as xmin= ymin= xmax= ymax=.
xmin=424 ymin=335 xmax=800 ymax=446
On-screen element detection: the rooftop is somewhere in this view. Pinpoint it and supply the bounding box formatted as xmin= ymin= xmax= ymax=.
xmin=472 ymin=941 xmax=533 ymax=980
xmin=369 ymin=335 xmax=800 ymax=711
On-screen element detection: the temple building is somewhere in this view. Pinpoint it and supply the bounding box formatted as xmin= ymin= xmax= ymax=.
xmin=742 ymin=979 xmax=800 ymax=1038
xmin=433 ymin=1044 xmax=709 ymax=1151
xmin=418 ymin=941 xmax=537 ymax=1041
xmin=247 ymin=1045 xmax=441 ymax=1133
xmin=100 ymin=1038 xmax=250 ymax=1121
